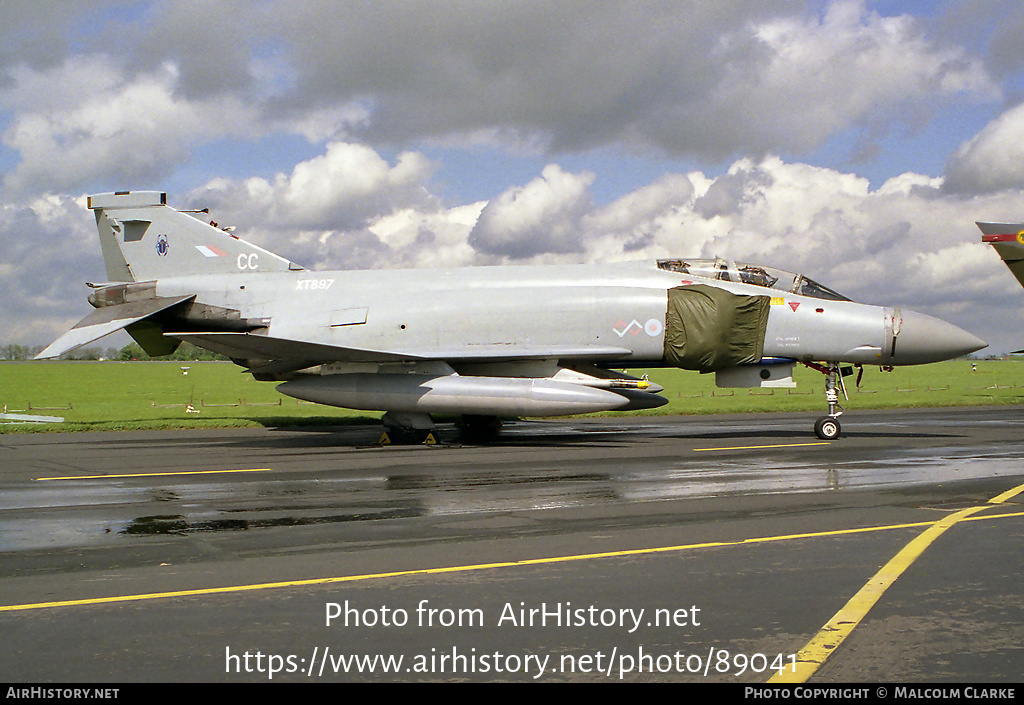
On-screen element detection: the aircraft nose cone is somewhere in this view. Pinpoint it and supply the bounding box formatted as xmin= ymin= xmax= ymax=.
xmin=892 ymin=310 xmax=987 ymax=364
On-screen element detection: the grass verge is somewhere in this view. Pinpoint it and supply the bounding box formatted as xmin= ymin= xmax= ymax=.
xmin=1 ymin=358 xmax=1021 ymax=433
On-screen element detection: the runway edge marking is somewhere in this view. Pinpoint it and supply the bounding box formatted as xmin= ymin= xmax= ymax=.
xmin=769 ymin=481 xmax=1024 ymax=684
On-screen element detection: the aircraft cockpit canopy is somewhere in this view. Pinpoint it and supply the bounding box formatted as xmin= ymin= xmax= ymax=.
xmin=657 ymin=258 xmax=851 ymax=302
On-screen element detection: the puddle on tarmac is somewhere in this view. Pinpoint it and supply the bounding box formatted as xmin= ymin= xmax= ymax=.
xmin=2 ymin=450 xmax=1021 ymax=551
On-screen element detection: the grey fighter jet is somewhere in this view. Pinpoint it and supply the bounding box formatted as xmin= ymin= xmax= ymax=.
xmin=38 ymin=191 xmax=986 ymax=441
xmin=978 ymin=222 xmax=1024 ymax=288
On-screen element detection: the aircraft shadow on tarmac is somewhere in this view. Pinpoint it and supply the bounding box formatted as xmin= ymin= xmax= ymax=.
xmin=220 ymin=422 xmax=961 ymax=449
xmin=77 ymin=419 xmax=961 ymax=453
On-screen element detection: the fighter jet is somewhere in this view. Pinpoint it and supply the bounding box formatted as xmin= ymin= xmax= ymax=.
xmin=978 ymin=222 xmax=1024 ymax=288
xmin=37 ymin=191 xmax=986 ymax=441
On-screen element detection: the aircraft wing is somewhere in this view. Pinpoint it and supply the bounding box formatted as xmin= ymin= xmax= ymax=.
xmin=35 ymin=296 xmax=196 ymax=360
xmin=170 ymin=331 xmax=633 ymax=376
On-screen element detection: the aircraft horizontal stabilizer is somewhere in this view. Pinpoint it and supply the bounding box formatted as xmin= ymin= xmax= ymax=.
xmin=35 ymin=296 xmax=195 ymax=360
xmin=978 ymin=221 xmax=1024 ymax=288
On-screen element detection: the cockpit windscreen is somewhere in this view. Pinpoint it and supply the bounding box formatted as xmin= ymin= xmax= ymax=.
xmin=657 ymin=258 xmax=850 ymax=302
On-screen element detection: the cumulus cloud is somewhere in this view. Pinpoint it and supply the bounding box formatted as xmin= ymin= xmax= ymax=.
xmin=696 ymin=1 xmax=996 ymax=155
xmin=179 ymin=142 xmax=481 ymax=271
xmin=944 ymin=102 xmax=1024 ymax=193
xmin=9 ymin=1 xmax=975 ymax=163
xmin=186 ymin=140 xmax=438 ymax=233
xmin=0 ymin=52 xmax=370 ymax=197
xmin=131 ymin=0 xmax=258 ymax=98
xmin=0 ymin=1 xmax=1003 ymax=197
xmin=938 ymin=2 xmax=1024 ymax=81
xmin=253 ymin=0 xmax=996 ymax=158
xmin=580 ymin=173 xmax=700 ymax=262
xmin=0 ymin=1 xmax=100 ymax=76
xmin=469 ymin=165 xmax=594 ymax=258
xmin=0 ymin=193 xmax=100 ymax=342
xmin=0 ymin=56 xmax=259 ymax=195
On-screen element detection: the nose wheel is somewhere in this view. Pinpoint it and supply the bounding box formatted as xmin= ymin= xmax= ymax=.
xmin=814 ymin=415 xmax=841 ymax=440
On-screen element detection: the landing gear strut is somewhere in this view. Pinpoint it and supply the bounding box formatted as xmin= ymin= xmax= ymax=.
xmin=805 ymin=362 xmax=847 ymax=440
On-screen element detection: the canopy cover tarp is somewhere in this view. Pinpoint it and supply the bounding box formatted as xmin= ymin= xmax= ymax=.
xmin=664 ymin=285 xmax=771 ymax=372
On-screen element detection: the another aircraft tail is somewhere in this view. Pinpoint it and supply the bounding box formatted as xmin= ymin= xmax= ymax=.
xmin=89 ymin=191 xmax=301 ymax=282
xmin=978 ymin=221 xmax=1024 ymax=288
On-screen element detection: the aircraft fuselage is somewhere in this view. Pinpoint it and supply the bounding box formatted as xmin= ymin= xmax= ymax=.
xmin=147 ymin=261 xmax=964 ymax=370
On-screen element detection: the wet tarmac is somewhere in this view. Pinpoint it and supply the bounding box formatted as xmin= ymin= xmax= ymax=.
xmin=1 ymin=407 xmax=1022 ymax=682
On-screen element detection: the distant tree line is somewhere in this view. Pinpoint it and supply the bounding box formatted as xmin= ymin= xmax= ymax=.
xmin=113 ymin=342 xmax=229 ymax=361
xmin=1 ymin=342 xmax=228 ymax=361
xmin=1 ymin=344 xmax=47 ymax=360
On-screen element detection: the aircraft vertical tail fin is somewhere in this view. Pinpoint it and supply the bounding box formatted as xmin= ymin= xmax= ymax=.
xmin=88 ymin=191 xmax=302 ymax=282
xmin=978 ymin=221 xmax=1024 ymax=288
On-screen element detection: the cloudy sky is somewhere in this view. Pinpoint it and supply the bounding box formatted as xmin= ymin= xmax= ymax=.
xmin=3 ymin=0 xmax=1024 ymax=355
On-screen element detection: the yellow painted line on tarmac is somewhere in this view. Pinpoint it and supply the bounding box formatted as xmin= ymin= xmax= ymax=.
xmin=988 ymin=483 xmax=1024 ymax=505
xmin=693 ymin=442 xmax=831 ymax=452
xmin=34 ymin=468 xmax=273 ymax=481
xmin=769 ymin=481 xmax=1024 ymax=684
xmin=6 ymin=509 xmax=1024 ymax=614
xmin=0 ymin=522 xmax=921 ymax=612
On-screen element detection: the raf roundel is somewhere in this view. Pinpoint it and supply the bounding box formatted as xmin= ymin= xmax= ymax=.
xmin=156 ymin=234 xmax=169 ymax=257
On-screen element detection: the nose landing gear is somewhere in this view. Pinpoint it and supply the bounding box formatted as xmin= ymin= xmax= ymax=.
xmin=804 ymin=362 xmax=848 ymax=440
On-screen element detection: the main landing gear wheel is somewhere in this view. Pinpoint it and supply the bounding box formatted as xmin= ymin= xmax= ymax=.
xmin=457 ymin=415 xmax=503 ymax=441
xmin=380 ymin=411 xmax=436 ymax=445
xmin=381 ymin=427 xmax=431 ymax=445
xmin=814 ymin=416 xmax=841 ymax=440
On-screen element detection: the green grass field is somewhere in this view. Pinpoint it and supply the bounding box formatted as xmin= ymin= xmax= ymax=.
xmin=1 ymin=358 xmax=1022 ymax=433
